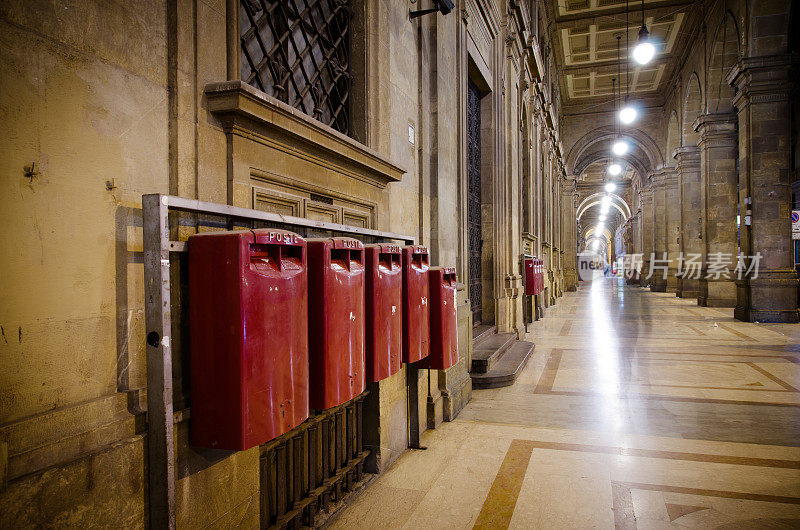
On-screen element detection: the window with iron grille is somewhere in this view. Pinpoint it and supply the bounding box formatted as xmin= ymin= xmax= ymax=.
xmin=240 ymin=0 xmax=352 ymax=136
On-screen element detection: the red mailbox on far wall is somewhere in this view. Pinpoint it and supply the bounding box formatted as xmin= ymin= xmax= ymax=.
xmin=365 ymin=244 xmax=402 ymax=382
xmin=307 ymin=237 xmax=366 ymax=410
xmin=401 ymin=245 xmax=430 ymax=363
xmin=419 ymin=267 xmax=459 ymax=370
xmin=189 ymin=229 xmax=308 ymax=451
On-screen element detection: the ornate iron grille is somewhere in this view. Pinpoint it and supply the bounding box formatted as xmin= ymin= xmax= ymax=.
xmin=467 ymin=80 xmax=483 ymax=325
xmin=240 ymin=0 xmax=352 ymax=136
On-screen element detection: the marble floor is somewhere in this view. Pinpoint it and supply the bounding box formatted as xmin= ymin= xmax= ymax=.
xmin=329 ymin=278 xmax=800 ymax=529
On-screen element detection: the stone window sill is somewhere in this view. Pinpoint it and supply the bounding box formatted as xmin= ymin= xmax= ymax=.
xmin=205 ymin=80 xmax=406 ymax=188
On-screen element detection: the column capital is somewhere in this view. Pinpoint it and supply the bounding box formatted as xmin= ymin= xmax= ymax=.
xmin=673 ymin=145 xmax=700 ymax=168
xmin=649 ymin=167 xmax=676 ymax=186
xmin=693 ymin=112 xmax=737 ymax=149
xmin=727 ymin=54 xmax=793 ymax=110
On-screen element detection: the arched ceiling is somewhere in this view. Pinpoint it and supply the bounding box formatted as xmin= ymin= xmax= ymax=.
xmin=567 ymin=125 xmax=664 ymax=176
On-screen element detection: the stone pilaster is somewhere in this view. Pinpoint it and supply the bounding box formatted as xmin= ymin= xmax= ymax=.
xmin=641 ymin=184 xmax=654 ymax=288
xmin=665 ymin=169 xmax=681 ymax=292
xmin=727 ymin=56 xmax=799 ymax=322
xmin=674 ymin=146 xmax=702 ymax=298
xmin=694 ymin=113 xmax=738 ymax=307
xmin=650 ymin=171 xmax=668 ymax=292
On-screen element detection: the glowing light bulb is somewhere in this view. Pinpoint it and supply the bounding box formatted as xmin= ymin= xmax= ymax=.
xmin=601 ymin=204 xmax=610 ymax=214
xmin=605 ymin=182 xmax=617 ymax=193
xmin=599 ymin=214 xmax=607 ymax=221
xmin=601 ymin=195 xmax=612 ymax=205
xmin=607 ymin=163 xmax=622 ymax=176
xmin=612 ymin=140 xmax=629 ymax=156
xmin=619 ymin=105 xmax=638 ymax=124
xmin=633 ymin=41 xmax=655 ymax=65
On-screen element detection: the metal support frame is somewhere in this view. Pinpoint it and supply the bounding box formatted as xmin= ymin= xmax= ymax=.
xmin=142 ymin=194 xmax=414 ymax=529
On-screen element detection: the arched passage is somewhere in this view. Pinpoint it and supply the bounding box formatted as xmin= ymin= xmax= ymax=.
xmin=666 ymin=110 xmax=680 ymax=164
xmin=708 ymin=12 xmax=740 ymax=114
xmin=683 ymin=74 xmax=702 ymax=146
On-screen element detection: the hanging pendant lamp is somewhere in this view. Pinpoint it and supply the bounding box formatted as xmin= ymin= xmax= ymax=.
xmin=633 ymin=0 xmax=655 ymax=64
xmin=611 ymin=37 xmax=629 ymax=157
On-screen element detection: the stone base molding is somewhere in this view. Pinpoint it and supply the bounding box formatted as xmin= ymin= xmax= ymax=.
xmin=734 ymin=269 xmax=799 ymax=323
xmin=698 ymin=274 xmax=737 ymax=308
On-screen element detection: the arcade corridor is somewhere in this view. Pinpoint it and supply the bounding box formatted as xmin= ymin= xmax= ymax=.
xmin=4 ymin=0 xmax=800 ymax=526
xmin=330 ymin=279 xmax=800 ymax=528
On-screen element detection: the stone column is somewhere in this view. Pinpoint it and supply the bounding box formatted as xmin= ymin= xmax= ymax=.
xmin=674 ymin=146 xmax=702 ymax=298
xmin=650 ymin=171 xmax=667 ymax=291
xmin=694 ymin=113 xmax=738 ymax=307
xmin=727 ymin=56 xmax=799 ymax=322
xmin=562 ymin=184 xmax=578 ymax=290
xmin=665 ymin=169 xmax=681 ymax=292
xmin=641 ymin=184 xmax=654 ymax=288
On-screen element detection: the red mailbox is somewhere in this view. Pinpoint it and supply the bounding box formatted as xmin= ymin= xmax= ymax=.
xmin=189 ymin=229 xmax=308 ymax=450
xmin=365 ymin=244 xmax=402 ymax=382
xmin=524 ymin=257 xmax=536 ymax=296
xmin=420 ymin=267 xmax=459 ymax=370
xmin=401 ymin=245 xmax=430 ymax=363
xmin=307 ymin=237 xmax=365 ymax=409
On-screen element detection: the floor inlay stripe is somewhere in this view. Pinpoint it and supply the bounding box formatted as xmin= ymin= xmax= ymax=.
xmin=526 ymin=440 xmax=800 ymax=469
xmin=473 ymin=439 xmax=535 ymax=529
xmin=533 ymin=349 xmax=562 ymax=394
xmin=615 ymin=481 xmax=800 ymax=505
xmin=746 ymin=362 xmax=800 ymax=392
xmin=719 ymin=323 xmax=757 ymax=342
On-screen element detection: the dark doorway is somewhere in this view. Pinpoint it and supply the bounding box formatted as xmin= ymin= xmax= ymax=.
xmin=467 ymin=79 xmax=483 ymax=325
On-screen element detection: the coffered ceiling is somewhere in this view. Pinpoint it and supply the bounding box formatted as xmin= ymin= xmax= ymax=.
xmin=548 ymin=0 xmax=698 ymax=106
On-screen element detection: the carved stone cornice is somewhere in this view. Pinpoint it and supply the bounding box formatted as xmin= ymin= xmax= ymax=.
xmin=650 ymin=166 xmax=679 ymax=187
xmin=727 ymin=55 xmax=793 ymax=110
xmin=205 ymin=81 xmax=406 ymax=187
xmin=693 ymin=112 xmax=737 ymax=149
xmin=673 ymin=146 xmax=701 ymax=171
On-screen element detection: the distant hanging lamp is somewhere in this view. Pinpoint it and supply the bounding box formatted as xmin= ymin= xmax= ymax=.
xmin=608 ymin=77 xmax=625 ymax=174
xmin=611 ymin=37 xmax=629 ymax=157
xmin=633 ymin=0 xmax=656 ymax=65
xmin=619 ymin=0 xmax=639 ymax=124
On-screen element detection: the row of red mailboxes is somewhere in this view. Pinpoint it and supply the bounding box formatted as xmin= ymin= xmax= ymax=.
xmin=524 ymin=257 xmax=545 ymax=296
xmin=188 ymin=229 xmax=459 ymax=451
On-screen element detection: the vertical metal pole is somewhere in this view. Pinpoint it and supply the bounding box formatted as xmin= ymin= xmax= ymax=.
xmin=143 ymin=194 xmax=176 ymax=529
xmin=406 ymin=364 xmax=421 ymax=448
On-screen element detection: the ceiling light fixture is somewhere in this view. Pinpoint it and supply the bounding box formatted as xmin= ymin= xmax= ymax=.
xmin=619 ymin=105 xmax=638 ymax=124
xmin=612 ymin=140 xmax=629 ymax=156
xmin=599 ymin=214 xmax=607 ymax=221
xmin=633 ymin=0 xmax=655 ymax=65
xmin=605 ymin=182 xmax=617 ymax=193
xmin=607 ymin=163 xmax=622 ymax=176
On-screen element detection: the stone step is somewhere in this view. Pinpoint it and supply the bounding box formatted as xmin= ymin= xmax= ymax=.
xmin=472 ymin=324 xmax=497 ymax=347
xmin=471 ymin=341 xmax=535 ymax=390
xmin=471 ymin=332 xmax=516 ymax=374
